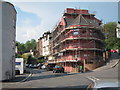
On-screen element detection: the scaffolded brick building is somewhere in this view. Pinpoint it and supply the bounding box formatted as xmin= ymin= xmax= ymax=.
xmin=52 ymin=8 xmax=105 ymax=72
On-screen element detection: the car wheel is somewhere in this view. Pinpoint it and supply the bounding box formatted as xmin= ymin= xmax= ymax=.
xmin=15 ymin=70 xmax=20 ymax=75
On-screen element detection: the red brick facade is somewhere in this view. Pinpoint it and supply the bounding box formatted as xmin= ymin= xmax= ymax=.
xmin=51 ymin=8 xmax=105 ymax=72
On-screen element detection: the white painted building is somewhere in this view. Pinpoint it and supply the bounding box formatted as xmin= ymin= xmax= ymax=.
xmin=42 ymin=32 xmax=51 ymax=56
xmin=116 ymin=22 xmax=120 ymax=38
xmin=0 ymin=1 xmax=16 ymax=81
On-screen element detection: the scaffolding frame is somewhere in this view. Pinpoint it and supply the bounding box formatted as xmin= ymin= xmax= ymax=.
xmin=52 ymin=9 xmax=104 ymax=72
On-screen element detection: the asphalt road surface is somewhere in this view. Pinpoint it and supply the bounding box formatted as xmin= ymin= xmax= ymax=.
xmin=2 ymin=69 xmax=91 ymax=89
xmin=2 ymin=63 xmax=119 ymax=89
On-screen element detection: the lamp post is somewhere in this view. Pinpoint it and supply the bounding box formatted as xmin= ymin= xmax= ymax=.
xmin=75 ymin=57 xmax=78 ymax=72
xmin=83 ymin=59 xmax=86 ymax=72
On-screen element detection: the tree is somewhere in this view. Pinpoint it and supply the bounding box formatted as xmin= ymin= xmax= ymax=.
xmin=16 ymin=41 xmax=26 ymax=53
xmin=27 ymin=54 xmax=32 ymax=64
xmin=25 ymin=39 xmax=37 ymax=52
xmin=27 ymin=54 xmax=38 ymax=64
xmin=37 ymin=55 xmax=45 ymax=63
xmin=22 ymin=53 xmax=31 ymax=63
xmin=25 ymin=41 xmax=31 ymax=52
xmin=104 ymin=22 xmax=120 ymax=49
xmin=30 ymin=39 xmax=37 ymax=50
xmin=16 ymin=39 xmax=37 ymax=54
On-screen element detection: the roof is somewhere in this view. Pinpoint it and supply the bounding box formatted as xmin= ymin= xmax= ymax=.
xmin=64 ymin=14 xmax=101 ymax=28
xmin=71 ymin=14 xmax=100 ymax=27
xmin=64 ymin=18 xmax=74 ymax=27
xmin=70 ymin=15 xmax=89 ymax=25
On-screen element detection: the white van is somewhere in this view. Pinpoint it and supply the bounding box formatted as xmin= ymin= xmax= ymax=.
xmin=15 ymin=58 xmax=24 ymax=75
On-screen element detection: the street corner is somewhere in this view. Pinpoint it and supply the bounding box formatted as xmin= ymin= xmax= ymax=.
xmin=2 ymin=69 xmax=32 ymax=83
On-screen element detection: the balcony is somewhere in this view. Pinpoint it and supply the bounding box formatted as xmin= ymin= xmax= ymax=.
xmin=53 ymin=33 xmax=103 ymax=49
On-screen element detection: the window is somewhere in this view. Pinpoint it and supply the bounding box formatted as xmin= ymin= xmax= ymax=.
xmin=59 ymin=25 xmax=62 ymax=28
xmin=73 ymin=28 xmax=79 ymax=35
xmin=74 ymin=29 xmax=79 ymax=31
xmin=46 ymin=37 xmax=47 ymax=40
xmin=74 ymin=55 xmax=78 ymax=58
xmin=66 ymin=41 xmax=69 ymax=44
xmin=89 ymin=29 xmax=94 ymax=35
xmin=82 ymin=28 xmax=86 ymax=34
xmin=73 ymin=31 xmax=79 ymax=35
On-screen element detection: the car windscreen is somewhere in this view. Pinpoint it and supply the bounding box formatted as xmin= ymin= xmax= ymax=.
xmin=55 ymin=66 xmax=60 ymax=68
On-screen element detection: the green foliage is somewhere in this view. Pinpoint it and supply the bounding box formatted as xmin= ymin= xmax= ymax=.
xmin=27 ymin=55 xmax=37 ymax=64
xmin=22 ymin=53 xmax=31 ymax=63
xmin=16 ymin=39 xmax=37 ymax=53
xmin=31 ymin=39 xmax=37 ymax=50
xmin=26 ymin=39 xmax=36 ymax=51
xmin=15 ymin=53 xmax=22 ymax=58
xmin=37 ymin=55 xmax=45 ymax=63
xmin=104 ymin=22 xmax=120 ymax=49
xmin=16 ymin=41 xmax=26 ymax=53
xmin=37 ymin=55 xmax=44 ymax=59
xmin=104 ymin=22 xmax=117 ymax=38
xmin=38 ymin=59 xmax=44 ymax=63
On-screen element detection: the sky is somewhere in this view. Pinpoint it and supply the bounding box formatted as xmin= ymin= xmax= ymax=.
xmin=5 ymin=0 xmax=119 ymax=43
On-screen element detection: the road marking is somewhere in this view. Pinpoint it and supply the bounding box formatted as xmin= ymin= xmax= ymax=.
xmin=111 ymin=59 xmax=120 ymax=68
xmin=87 ymin=76 xmax=99 ymax=82
xmin=18 ymin=69 xmax=32 ymax=83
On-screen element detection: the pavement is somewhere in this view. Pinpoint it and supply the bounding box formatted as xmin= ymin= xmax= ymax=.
xmin=92 ymin=59 xmax=120 ymax=71
xmin=2 ymin=68 xmax=32 ymax=83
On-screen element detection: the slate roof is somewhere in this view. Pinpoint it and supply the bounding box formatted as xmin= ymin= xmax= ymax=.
xmin=64 ymin=14 xmax=101 ymax=27
xmin=64 ymin=18 xmax=74 ymax=27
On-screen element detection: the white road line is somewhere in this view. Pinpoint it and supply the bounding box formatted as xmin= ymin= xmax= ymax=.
xmin=87 ymin=76 xmax=99 ymax=82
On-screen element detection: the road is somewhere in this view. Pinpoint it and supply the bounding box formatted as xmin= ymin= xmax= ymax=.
xmin=2 ymin=61 xmax=119 ymax=89
xmin=2 ymin=69 xmax=91 ymax=89
xmin=83 ymin=64 xmax=119 ymax=79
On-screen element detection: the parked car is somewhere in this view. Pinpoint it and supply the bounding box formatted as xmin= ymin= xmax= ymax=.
xmin=46 ymin=64 xmax=56 ymax=71
xmin=53 ymin=65 xmax=64 ymax=73
xmin=41 ymin=65 xmax=46 ymax=69
xmin=87 ymin=77 xmax=120 ymax=90
xmin=38 ymin=63 xmax=43 ymax=69
xmin=33 ymin=64 xmax=38 ymax=68
xmin=37 ymin=63 xmax=41 ymax=67
xmin=28 ymin=64 xmax=34 ymax=68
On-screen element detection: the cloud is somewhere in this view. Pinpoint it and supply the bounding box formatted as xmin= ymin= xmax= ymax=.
xmin=16 ymin=25 xmax=44 ymax=43
xmin=12 ymin=2 xmax=63 ymax=43
xmin=22 ymin=18 xmax=32 ymax=25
